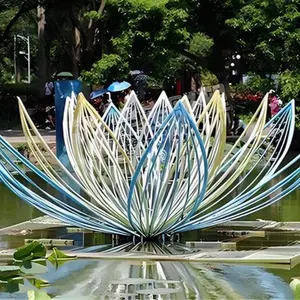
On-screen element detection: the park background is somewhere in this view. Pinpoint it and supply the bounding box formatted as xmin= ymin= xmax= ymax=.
xmin=0 ymin=0 xmax=299 ymax=143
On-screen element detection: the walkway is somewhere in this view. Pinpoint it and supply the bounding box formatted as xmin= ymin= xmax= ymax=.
xmin=0 ymin=129 xmax=56 ymax=145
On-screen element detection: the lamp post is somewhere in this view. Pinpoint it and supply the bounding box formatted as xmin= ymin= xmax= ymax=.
xmin=14 ymin=35 xmax=31 ymax=84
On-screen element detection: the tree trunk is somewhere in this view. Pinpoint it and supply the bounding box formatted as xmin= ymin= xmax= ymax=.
xmin=37 ymin=6 xmax=48 ymax=98
xmin=71 ymin=27 xmax=81 ymax=78
xmin=192 ymin=73 xmax=202 ymax=91
xmin=71 ymin=57 xmax=79 ymax=79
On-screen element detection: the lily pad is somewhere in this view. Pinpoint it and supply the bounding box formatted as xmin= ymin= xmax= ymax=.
xmin=48 ymin=248 xmax=76 ymax=268
xmin=5 ymin=279 xmax=21 ymax=293
xmin=0 ymin=266 xmax=20 ymax=281
xmin=0 ymin=276 xmax=24 ymax=293
xmin=27 ymin=278 xmax=50 ymax=289
xmin=14 ymin=241 xmax=47 ymax=262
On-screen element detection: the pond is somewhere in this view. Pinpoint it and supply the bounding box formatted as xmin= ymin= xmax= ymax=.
xmin=0 ymin=153 xmax=299 ymax=299
xmin=0 ymin=252 xmax=298 ymax=299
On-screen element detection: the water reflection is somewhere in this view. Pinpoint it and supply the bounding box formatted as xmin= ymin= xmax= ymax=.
xmin=47 ymin=243 xmax=293 ymax=300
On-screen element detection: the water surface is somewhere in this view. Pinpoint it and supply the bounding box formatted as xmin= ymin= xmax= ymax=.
xmin=0 ymin=154 xmax=299 ymax=299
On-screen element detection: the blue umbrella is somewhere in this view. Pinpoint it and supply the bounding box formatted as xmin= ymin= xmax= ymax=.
xmin=90 ymin=89 xmax=107 ymax=100
xmin=107 ymin=81 xmax=131 ymax=92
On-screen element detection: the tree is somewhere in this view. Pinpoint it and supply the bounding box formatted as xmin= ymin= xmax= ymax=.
xmin=42 ymin=0 xmax=107 ymax=77
xmin=227 ymin=0 xmax=300 ymax=75
xmin=82 ymin=0 xmax=215 ymax=89
xmin=0 ymin=0 xmax=39 ymax=44
xmin=0 ymin=1 xmax=38 ymax=83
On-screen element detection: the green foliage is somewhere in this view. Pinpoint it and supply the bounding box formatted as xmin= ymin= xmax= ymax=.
xmin=48 ymin=247 xmax=77 ymax=269
xmin=0 ymin=241 xmax=78 ymax=297
xmin=0 ymin=4 xmax=38 ymax=84
xmin=201 ymin=70 xmax=218 ymax=86
xmin=146 ymin=76 xmax=163 ymax=89
xmin=230 ymin=74 xmax=270 ymax=115
xmin=189 ymin=33 xmax=213 ymax=58
xmin=81 ymin=54 xmax=129 ymax=85
xmin=239 ymin=113 xmax=254 ymax=124
xmin=277 ymin=71 xmax=300 ymax=129
xmin=16 ymin=144 xmax=28 ymax=152
xmin=279 ymin=70 xmax=300 ymax=101
xmin=0 ymin=265 xmax=24 ymax=294
xmin=231 ymin=74 xmax=274 ymax=95
xmin=108 ymin=0 xmax=168 ymax=9
xmin=296 ymin=107 xmax=300 ymax=130
xmin=0 ymin=265 xmax=51 ymax=296
xmin=13 ymin=241 xmax=77 ymax=264
xmin=0 ymin=0 xmax=218 ymax=91
xmin=0 ymin=266 xmax=20 ymax=281
xmin=227 ymin=0 xmax=300 ymax=74
xmin=111 ymin=34 xmax=134 ymax=58
xmin=0 ymin=57 xmax=14 ymax=83
xmin=13 ymin=241 xmax=47 ymax=262
xmin=0 ymin=240 xmax=69 ymax=298
xmin=83 ymin=10 xmax=103 ymax=21
xmin=80 ymin=0 xmax=208 ymax=85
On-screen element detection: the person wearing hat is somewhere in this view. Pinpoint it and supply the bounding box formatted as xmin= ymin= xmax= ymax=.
xmin=55 ymin=72 xmax=74 ymax=81
xmin=93 ymin=96 xmax=104 ymax=114
xmin=90 ymin=90 xmax=110 ymax=116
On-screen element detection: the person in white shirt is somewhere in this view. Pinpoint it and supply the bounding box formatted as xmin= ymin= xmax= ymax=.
xmin=44 ymin=81 xmax=54 ymax=105
xmin=45 ymin=82 xmax=54 ymax=96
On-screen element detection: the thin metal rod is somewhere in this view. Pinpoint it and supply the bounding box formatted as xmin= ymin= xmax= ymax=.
xmin=27 ymin=36 xmax=31 ymax=84
xmin=13 ymin=35 xmax=17 ymax=83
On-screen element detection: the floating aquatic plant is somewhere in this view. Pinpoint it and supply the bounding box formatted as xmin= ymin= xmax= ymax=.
xmin=0 ymin=241 xmax=74 ymax=297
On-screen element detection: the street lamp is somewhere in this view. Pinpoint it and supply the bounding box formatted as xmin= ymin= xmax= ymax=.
xmin=14 ymin=35 xmax=31 ymax=84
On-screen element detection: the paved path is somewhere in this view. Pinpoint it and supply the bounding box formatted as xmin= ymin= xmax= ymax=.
xmin=0 ymin=129 xmax=56 ymax=145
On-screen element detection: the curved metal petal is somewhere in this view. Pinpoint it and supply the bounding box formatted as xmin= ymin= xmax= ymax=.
xmin=0 ymin=90 xmax=298 ymax=239
xmin=127 ymin=102 xmax=208 ymax=237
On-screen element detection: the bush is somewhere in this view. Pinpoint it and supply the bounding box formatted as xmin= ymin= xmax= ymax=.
xmin=0 ymin=83 xmax=38 ymax=96
xmin=201 ymin=70 xmax=218 ymax=86
xmin=0 ymin=91 xmax=19 ymax=129
xmin=0 ymin=83 xmax=38 ymax=129
xmin=278 ymin=71 xmax=300 ymax=130
xmin=278 ymin=71 xmax=300 ymax=101
xmin=231 ymin=74 xmax=274 ymax=115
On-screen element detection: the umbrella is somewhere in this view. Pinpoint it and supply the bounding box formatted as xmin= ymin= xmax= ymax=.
xmin=130 ymin=70 xmax=144 ymax=76
xmin=90 ymin=89 xmax=107 ymax=100
xmin=107 ymin=81 xmax=131 ymax=92
xmin=56 ymin=72 xmax=74 ymax=78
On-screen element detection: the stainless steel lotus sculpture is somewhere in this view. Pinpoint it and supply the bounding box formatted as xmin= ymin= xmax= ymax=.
xmin=0 ymin=91 xmax=298 ymax=238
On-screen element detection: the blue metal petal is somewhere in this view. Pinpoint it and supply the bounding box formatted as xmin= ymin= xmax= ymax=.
xmin=127 ymin=101 xmax=209 ymax=236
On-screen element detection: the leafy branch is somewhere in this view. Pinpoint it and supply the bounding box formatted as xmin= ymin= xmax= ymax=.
xmin=0 ymin=0 xmax=39 ymax=43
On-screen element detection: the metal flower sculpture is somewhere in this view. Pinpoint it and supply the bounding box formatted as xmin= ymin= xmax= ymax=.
xmin=0 ymin=91 xmax=298 ymax=238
